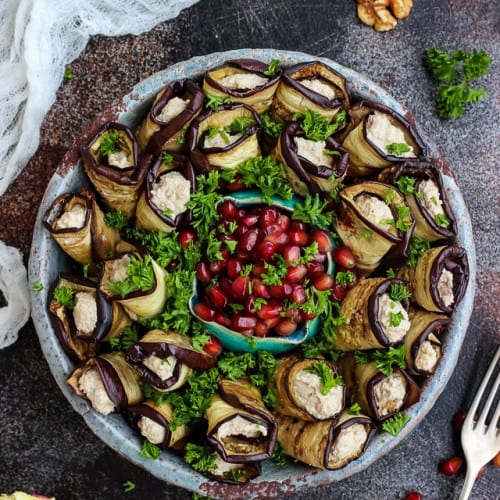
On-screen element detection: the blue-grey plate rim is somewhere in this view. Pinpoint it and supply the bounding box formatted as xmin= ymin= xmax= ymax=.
xmin=28 ymin=48 xmax=476 ymax=499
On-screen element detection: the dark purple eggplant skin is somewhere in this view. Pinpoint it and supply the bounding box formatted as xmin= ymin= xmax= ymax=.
xmin=94 ymin=355 xmax=129 ymax=409
xmin=429 ymin=245 xmax=469 ymax=314
xmin=282 ymin=61 xmax=350 ymax=109
xmin=204 ymin=58 xmax=282 ymax=97
xmin=187 ymin=103 xmax=261 ymax=173
xmin=147 ymin=79 xmax=205 ymax=155
xmin=126 ymin=403 xmax=173 ymax=450
xmin=324 ymin=415 xmax=375 ymax=469
xmin=410 ymin=317 xmax=449 ymax=376
xmin=280 ymin=121 xmax=349 ymax=194
xmin=367 ymin=278 xmax=410 ymax=347
xmin=81 ymin=121 xmax=148 ymax=187
xmin=379 ymin=161 xmax=457 ymax=239
xmin=143 ymin=153 xmax=196 ymax=230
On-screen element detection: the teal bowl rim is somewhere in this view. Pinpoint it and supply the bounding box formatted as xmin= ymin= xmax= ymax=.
xmin=28 ymin=48 xmax=476 ymax=498
xmin=188 ymin=190 xmax=334 ymax=354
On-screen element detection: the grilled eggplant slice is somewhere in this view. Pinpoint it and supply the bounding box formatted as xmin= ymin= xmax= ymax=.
xmin=274 ymin=356 xmax=346 ymax=421
xmin=98 ymin=252 xmax=168 ymax=319
xmin=398 ymin=245 xmax=469 ymax=314
xmin=272 ymin=61 xmax=350 ymax=123
xmin=272 ymin=121 xmax=348 ymax=196
xmin=126 ymin=329 xmax=217 ymax=391
xmin=334 ymin=181 xmax=414 ymax=275
xmin=378 ymin=162 xmax=457 ymax=241
xmin=135 ymin=153 xmax=196 ymax=233
xmin=203 ymin=450 xmax=261 ymax=484
xmin=67 ymin=351 xmax=143 ymax=415
xmin=127 ymin=399 xmax=192 ymax=449
xmin=43 ymin=188 xmax=123 ymax=265
xmin=341 ymin=100 xmax=424 ymax=177
xmin=404 ymin=309 xmax=449 ymax=376
xmin=137 ymin=79 xmax=204 ymax=154
xmin=276 ymin=410 xmax=375 ymax=470
xmin=187 ymin=103 xmax=261 ymax=172
xmin=203 ymin=59 xmax=282 ymax=114
xmin=205 ymin=378 xmax=277 ymax=463
xmin=338 ymin=352 xmax=420 ymax=422
xmin=81 ymin=122 xmax=147 ymax=217
xmin=334 ymin=277 xmax=411 ymax=351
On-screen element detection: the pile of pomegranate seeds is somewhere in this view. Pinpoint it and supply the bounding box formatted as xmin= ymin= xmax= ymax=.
xmin=193 ymin=199 xmax=334 ymax=338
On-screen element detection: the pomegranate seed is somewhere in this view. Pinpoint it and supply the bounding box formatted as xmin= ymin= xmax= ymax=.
xmin=226 ymin=258 xmax=243 ymax=280
xmin=264 ymin=230 xmax=289 ymax=249
xmin=226 ymin=178 xmax=246 ymax=192
xmin=307 ymin=260 xmax=326 ymax=277
xmin=233 ymin=225 xmax=249 ymax=240
xmin=291 ymin=284 xmax=306 ymax=304
xmin=256 ymin=302 xmax=283 ymax=319
xmin=284 ymin=308 xmax=303 ymax=324
xmin=259 ymin=207 xmax=279 ymax=227
xmin=331 ymin=283 xmax=347 ymax=302
xmin=263 ymin=316 xmax=280 ymax=329
xmin=303 ymin=310 xmax=317 ymax=320
xmin=196 ymin=261 xmax=212 ymax=284
xmin=439 ymin=456 xmax=464 ymax=476
xmin=452 ymin=411 xmax=467 ymax=432
xmin=244 ymin=296 xmax=258 ymax=314
xmin=254 ymin=320 xmax=270 ymax=337
xmin=332 ymin=246 xmax=356 ymax=269
xmin=288 ymin=228 xmax=309 ymax=246
xmin=238 ymin=228 xmax=259 ymax=252
xmin=252 ymin=278 xmax=270 ymax=299
xmin=202 ymin=335 xmax=222 ymax=357
xmin=178 ymin=229 xmax=197 ymax=249
xmin=219 ymin=277 xmax=233 ymax=296
xmin=268 ymin=282 xmax=293 ymax=299
xmin=231 ymin=276 xmax=250 ymax=300
xmin=276 ymin=214 xmax=291 ymax=231
xmin=313 ymin=252 xmax=327 ymax=263
xmin=405 ymin=492 xmax=422 ymax=500
xmin=257 ymin=240 xmax=278 ymax=260
xmin=264 ymin=222 xmax=282 ymax=235
xmin=309 ymin=229 xmax=333 ymax=253
xmin=209 ymin=259 xmax=225 ymax=275
xmin=312 ymin=273 xmax=335 ymax=291
xmin=231 ymin=314 xmax=257 ymax=332
xmin=205 ymin=286 xmax=228 ymax=311
xmin=242 ymin=213 xmax=259 ymax=227
xmin=282 ymin=244 xmax=301 ymax=263
xmin=290 ymin=221 xmax=307 ymax=231
xmin=215 ymin=313 xmax=231 ymax=328
xmin=193 ymin=302 xmax=215 ymax=322
xmin=275 ymin=319 xmax=297 ymax=336
xmin=252 ymin=261 xmax=266 ymax=277
xmin=218 ymin=199 xmax=237 ymax=218
xmin=286 ymin=264 xmax=308 ymax=283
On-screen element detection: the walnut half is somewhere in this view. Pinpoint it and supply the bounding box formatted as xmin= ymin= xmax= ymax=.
xmin=357 ymin=0 xmax=413 ymax=32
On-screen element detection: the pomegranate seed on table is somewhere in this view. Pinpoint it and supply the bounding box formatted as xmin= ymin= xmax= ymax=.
xmin=309 ymin=228 xmax=333 ymax=253
xmin=332 ymin=245 xmax=356 ymax=269
xmin=404 ymin=492 xmax=422 ymax=500
xmin=202 ymin=335 xmax=222 ymax=357
xmin=178 ymin=229 xmax=197 ymax=249
xmin=193 ymin=302 xmax=215 ymax=322
xmin=451 ymin=411 xmax=467 ymax=432
xmin=438 ymin=456 xmax=464 ymax=476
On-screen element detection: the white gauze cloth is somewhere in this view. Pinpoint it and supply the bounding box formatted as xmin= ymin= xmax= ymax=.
xmin=0 ymin=0 xmax=200 ymax=348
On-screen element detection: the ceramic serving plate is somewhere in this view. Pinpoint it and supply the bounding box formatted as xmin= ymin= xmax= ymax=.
xmin=29 ymin=48 xmax=476 ymax=499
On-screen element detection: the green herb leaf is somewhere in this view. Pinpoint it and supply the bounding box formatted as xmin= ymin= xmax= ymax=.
xmin=386 ymin=143 xmax=411 ymax=156
xmin=217 ymin=352 xmax=256 ymax=380
xmin=184 ymin=443 xmax=217 ymax=472
xmin=32 ymin=281 xmax=44 ymax=292
xmin=349 ymin=402 xmax=362 ymax=415
xmin=381 ymin=412 xmax=411 ymax=436
xmin=109 ymin=324 xmax=140 ymax=351
xmin=389 ymin=311 xmax=405 ymax=328
xmin=99 ymin=130 xmax=122 ymax=157
xmin=104 ymin=210 xmax=129 ymax=230
xmin=271 ymin=442 xmax=289 ymax=466
xmin=205 ymin=94 xmax=232 ymax=111
xmin=335 ymin=271 xmax=356 ymax=287
xmin=292 ymin=193 xmax=333 ymax=229
xmin=107 ymin=255 xmax=155 ymax=298
xmin=406 ymin=235 xmax=431 ymax=267
xmin=294 ymin=109 xmax=347 ymax=142
xmin=305 ymin=360 xmax=343 ymax=395
xmin=63 ymin=68 xmax=74 ymax=80
xmin=225 ymin=116 xmax=255 ymax=134
xmin=263 ymin=59 xmax=280 ymax=77
xmin=260 ymin=111 xmax=284 ymax=137
xmin=435 ymin=213 xmax=451 ymax=227
xmin=389 ymin=283 xmax=411 ymax=302
xmin=140 ymin=440 xmax=161 ymax=460
xmin=395 ymin=176 xmax=416 ymax=196
xmin=53 ymin=286 xmax=76 ymax=309
xmin=354 ymin=346 xmax=407 ymax=376
xmin=161 ymin=152 xmax=173 ymax=164
xmin=122 ymin=480 xmax=136 ymax=493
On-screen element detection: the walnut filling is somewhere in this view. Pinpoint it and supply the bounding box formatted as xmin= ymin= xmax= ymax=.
xmin=365 ymin=111 xmax=415 ymax=157
xmin=356 ymin=194 xmax=394 ymax=230
xmin=107 ymin=150 xmax=134 ymax=169
xmin=204 ymin=131 xmax=242 ymax=149
xmin=373 ymin=371 xmax=407 ymax=417
xmin=137 ymin=416 xmax=166 ymax=445
xmin=143 ymin=354 xmax=177 ymax=381
xmin=218 ymin=72 xmax=268 ymax=90
xmin=78 ymin=367 xmax=115 ymax=415
xmin=295 ymin=137 xmax=333 ymax=166
xmin=73 ymin=291 xmax=98 ymax=334
xmin=437 ymin=269 xmax=454 ymax=307
xmin=157 ymin=96 xmax=190 ymax=123
xmin=299 ymin=78 xmax=338 ymax=99
xmin=150 ymin=171 xmax=191 ymax=217
xmin=55 ymin=202 xmax=87 ymax=230
xmin=415 ymin=340 xmax=441 ymax=373
xmin=377 ymin=293 xmax=411 ymax=343
xmin=417 ymin=179 xmax=447 ymax=223
xmin=328 ymin=423 xmax=368 ymax=468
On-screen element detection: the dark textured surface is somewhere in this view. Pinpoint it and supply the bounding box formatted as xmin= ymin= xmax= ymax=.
xmin=0 ymin=1 xmax=499 ymax=499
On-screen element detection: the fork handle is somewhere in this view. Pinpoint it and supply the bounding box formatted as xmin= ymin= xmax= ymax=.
xmin=459 ymin=466 xmax=480 ymax=500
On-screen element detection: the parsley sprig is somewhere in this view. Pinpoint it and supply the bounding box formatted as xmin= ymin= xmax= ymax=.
xmin=424 ymin=47 xmax=492 ymax=119
xmin=381 ymin=412 xmax=411 ymax=436
xmin=53 ymin=286 xmax=76 ymax=309
xmin=354 ymin=346 xmax=407 ymax=376
xmin=292 ymin=193 xmax=333 ymax=229
xmin=305 ymin=360 xmax=343 ymax=395
xmin=107 ymin=255 xmax=155 ymax=298
xmin=294 ymin=109 xmax=347 ymax=142
xmin=99 ymin=129 xmax=122 ymax=157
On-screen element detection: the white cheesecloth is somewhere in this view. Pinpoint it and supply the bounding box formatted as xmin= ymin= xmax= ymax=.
xmin=0 ymin=0 xmax=200 ymax=348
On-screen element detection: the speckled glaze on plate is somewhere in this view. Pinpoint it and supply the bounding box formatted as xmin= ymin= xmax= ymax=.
xmin=28 ymin=49 xmax=476 ymax=499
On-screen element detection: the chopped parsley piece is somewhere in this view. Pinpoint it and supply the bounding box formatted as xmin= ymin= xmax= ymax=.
xmin=263 ymin=59 xmax=280 ymax=77
xmin=354 ymin=346 xmax=407 ymax=376
xmin=381 ymin=412 xmax=411 ymax=436
xmin=63 ymin=68 xmax=74 ymax=80
xmin=122 ymin=480 xmax=135 ymax=493
xmin=104 ymin=210 xmax=129 ymax=230
xmin=225 ymin=116 xmax=255 ymax=134
xmin=140 ymin=440 xmax=161 ymax=460
xmin=294 ymin=109 xmax=347 ymax=142
xmin=205 ymin=94 xmax=232 ymax=111
xmin=260 ymin=111 xmax=283 ymax=137
xmin=292 ymin=193 xmax=333 ymax=229
xmin=406 ymin=235 xmax=431 ymax=267
xmin=389 ymin=283 xmax=411 ymax=301
xmin=389 ymin=311 xmax=405 ymax=328
xmin=435 ymin=213 xmax=451 ymax=227
xmin=100 ymin=129 xmax=122 ymax=157
xmin=184 ymin=443 xmax=217 ymax=472
xmin=362 ymin=227 xmax=372 ymax=239
xmin=217 ymin=352 xmax=256 ymax=380
xmin=386 ymin=142 xmax=411 ymax=156
xmin=385 ymin=188 xmax=395 ymax=205
xmin=109 ymin=324 xmax=140 ymax=351
xmin=32 ymin=281 xmax=44 ymax=292
xmin=161 ymin=152 xmax=173 ymax=164
xmin=53 ymin=286 xmax=76 ymax=309
xmin=107 ymin=255 xmax=155 ymax=298
xmin=395 ymin=176 xmax=416 ymax=196
xmin=335 ymin=271 xmax=356 ymax=287
xmin=271 ymin=442 xmax=289 ymax=466
xmin=349 ymin=402 xmax=362 ymax=415
xmin=306 ymin=360 xmax=343 ymax=395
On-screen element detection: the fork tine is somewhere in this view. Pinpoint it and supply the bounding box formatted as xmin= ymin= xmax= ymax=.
xmin=476 ymin=368 xmax=500 ymax=429
xmin=464 ymin=346 xmax=500 ymax=429
xmin=487 ymin=399 xmax=500 ymax=439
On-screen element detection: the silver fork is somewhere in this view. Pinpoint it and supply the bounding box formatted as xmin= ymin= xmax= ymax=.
xmin=459 ymin=345 xmax=500 ymax=500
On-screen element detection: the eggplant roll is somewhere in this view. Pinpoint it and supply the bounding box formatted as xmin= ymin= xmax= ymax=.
xmin=334 ymin=181 xmax=414 ymax=275
xmin=81 ymin=122 xmax=147 ymax=218
xmin=334 ymin=278 xmax=411 ymax=351
xmin=205 ymin=378 xmax=277 ymax=463
xmin=127 ymin=399 xmax=192 ymax=450
xmin=404 ymin=309 xmax=449 ymax=376
xmin=203 ymin=58 xmax=282 ymax=115
xmin=341 ymin=100 xmax=424 ymax=177
xmin=67 ymin=352 xmax=143 ymax=415
xmin=272 ymin=61 xmax=350 ymax=123
xmin=49 ymin=273 xmax=132 ymax=355
xmin=378 ymin=162 xmax=457 ymax=241
xmin=98 ymin=252 xmax=168 ymax=319
xmin=398 ymin=245 xmax=469 ymax=314
xmin=272 ymin=121 xmax=348 ymax=196
xmin=276 ymin=411 xmax=375 ymax=470
xmin=126 ymin=329 xmax=217 ymax=391
xmin=187 ymin=103 xmax=261 ymax=172
xmin=135 ymin=153 xmax=196 ymax=233
xmin=43 ymin=188 xmax=123 ymax=265
xmin=338 ymin=353 xmax=421 ymax=422
xmin=204 ymin=450 xmax=261 ymax=485
xmin=137 ymin=79 xmax=205 ymax=154
xmin=274 ymin=356 xmax=346 ymax=421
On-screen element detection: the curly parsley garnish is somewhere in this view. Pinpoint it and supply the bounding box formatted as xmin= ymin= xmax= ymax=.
xmin=53 ymin=286 xmax=76 ymax=309
xmin=294 ymin=109 xmax=347 ymax=142
xmin=389 ymin=283 xmax=411 ymax=302
xmin=205 ymin=94 xmax=231 ymax=111
xmin=306 ymin=360 xmax=343 ymax=395
xmin=99 ymin=129 xmax=122 ymax=157
xmin=292 ymin=193 xmax=333 ymax=229
xmin=386 ymin=142 xmax=411 ymax=156
xmin=354 ymin=346 xmax=407 ymax=376
xmin=263 ymin=59 xmax=280 ymax=77
xmin=184 ymin=443 xmax=217 ymax=472
xmin=381 ymin=412 xmax=411 ymax=436
xmin=107 ymin=255 xmax=155 ymax=298
xmin=140 ymin=440 xmax=161 ymax=460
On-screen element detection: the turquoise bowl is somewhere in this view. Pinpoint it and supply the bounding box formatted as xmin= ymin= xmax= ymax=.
xmin=189 ymin=190 xmax=335 ymax=354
